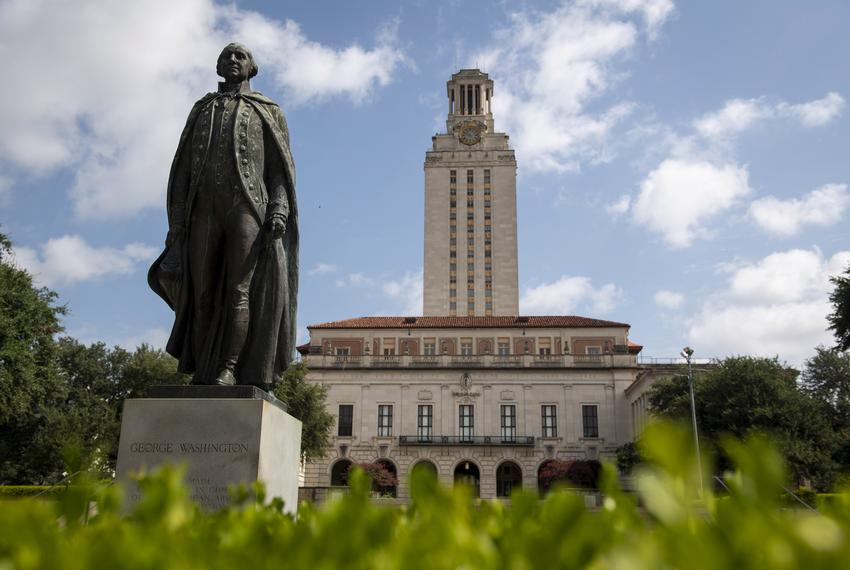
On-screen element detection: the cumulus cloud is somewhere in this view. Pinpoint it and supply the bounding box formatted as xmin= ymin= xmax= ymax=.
xmin=749 ymin=183 xmax=849 ymax=237
xmin=0 ymin=0 xmax=406 ymax=220
xmin=654 ymin=290 xmax=684 ymax=309
xmin=688 ymin=248 xmax=850 ymax=366
xmin=631 ymin=159 xmax=752 ymax=248
xmin=474 ymin=0 xmax=673 ymax=172
xmin=229 ymin=12 xmax=408 ymax=105
xmin=606 ymin=194 xmax=631 ymax=215
xmin=520 ymin=276 xmax=622 ymax=315
xmin=382 ymin=270 xmax=424 ymax=315
xmin=694 ymin=92 xmax=845 ymax=140
xmin=119 ymin=327 xmax=171 ymax=351
xmin=335 ymin=272 xmax=374 ymax=288
xmin=307 ymin=262 xmax=338 ymax=277
xmin=13 ymin=235 xmax=157 ymax=287
xmin=779 ymin=92 xmax=846 ymax=127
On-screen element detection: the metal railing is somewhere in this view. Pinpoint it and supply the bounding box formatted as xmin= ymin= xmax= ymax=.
xmin=398 ymin=435 xmax=534 ymax=446
xmin=309 ymin=353 xmax=635 ymax=369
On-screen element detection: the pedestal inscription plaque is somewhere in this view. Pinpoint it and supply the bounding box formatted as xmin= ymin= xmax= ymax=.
xmin=116 ymin=392 xmax=301 ymax=514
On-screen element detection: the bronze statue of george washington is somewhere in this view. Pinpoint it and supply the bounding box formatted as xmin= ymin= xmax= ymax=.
xmin=148 ymin=43 xmax=298 ymax=389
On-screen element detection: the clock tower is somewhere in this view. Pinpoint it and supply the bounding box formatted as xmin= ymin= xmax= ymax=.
xmin=423 ymin=69 xmax=519 ymax=316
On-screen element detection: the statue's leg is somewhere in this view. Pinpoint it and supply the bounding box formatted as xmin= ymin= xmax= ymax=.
xmin=188 ymin=194 xmax=224 ymax=374
xmin=219 ymin=200 xmax=261 ymax=380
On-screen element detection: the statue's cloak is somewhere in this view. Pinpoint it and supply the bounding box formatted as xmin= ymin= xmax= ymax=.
xmin=147 ymin=92 xmax=298 ymax=387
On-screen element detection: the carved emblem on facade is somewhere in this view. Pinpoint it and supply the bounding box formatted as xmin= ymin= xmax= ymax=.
xmin=452 ymin=372 xmax=480 ymax=398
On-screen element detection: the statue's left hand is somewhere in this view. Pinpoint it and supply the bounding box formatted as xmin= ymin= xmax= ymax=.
xmin=266 ymin=215 xmax=286 ymax=239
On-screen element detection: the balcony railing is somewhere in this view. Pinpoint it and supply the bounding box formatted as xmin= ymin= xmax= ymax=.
xmin=398 ymin=435 xmax=535 ymax=446
xmin=310 ymin=353 xmax=634 ymax=369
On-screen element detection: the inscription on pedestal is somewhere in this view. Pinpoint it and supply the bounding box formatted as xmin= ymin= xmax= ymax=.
xmin=117 ymin=397 xmax=301 ymax=513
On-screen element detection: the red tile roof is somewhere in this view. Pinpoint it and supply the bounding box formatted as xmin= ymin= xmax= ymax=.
xmin=308 ymin=315 xmax=629 ymax=330
xmin=627 ymin=341 xmax=643 ymax=354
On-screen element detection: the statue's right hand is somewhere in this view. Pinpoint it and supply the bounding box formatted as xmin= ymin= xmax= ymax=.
xmin=166 ymin=226 xmax=185 ymax=248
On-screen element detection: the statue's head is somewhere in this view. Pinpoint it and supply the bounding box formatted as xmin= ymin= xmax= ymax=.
xmin=216 ymin=42 xmax=258 ymax=83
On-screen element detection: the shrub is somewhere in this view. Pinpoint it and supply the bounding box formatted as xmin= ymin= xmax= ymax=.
xmin=1 ymin=423 xmax=850 ymax=569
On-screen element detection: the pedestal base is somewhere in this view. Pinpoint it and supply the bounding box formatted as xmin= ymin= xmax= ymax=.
xmin=116 ymin=386 xmax=302 ymax=513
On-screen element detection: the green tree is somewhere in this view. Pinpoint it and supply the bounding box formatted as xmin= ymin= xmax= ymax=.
xmin=55 ymin=339 xmax=190 ymax=476
xmin=273 ymin=361 xmax=333 ymax=462
xmin=828 ymin=264 xmax=850 ymax=351
xmin=648 ymin=356 xmax=838 ymax=488
xmin=0 ymin=233 xmax=69 ymax=484
xmin=801 ymin=347 xmax=850 ymax=472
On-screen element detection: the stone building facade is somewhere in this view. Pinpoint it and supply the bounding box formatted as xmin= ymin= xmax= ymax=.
xmin=300 ymin=317 xmax=644 ymax=499
xmin=301 ymin=70 xmax=651 ymax=500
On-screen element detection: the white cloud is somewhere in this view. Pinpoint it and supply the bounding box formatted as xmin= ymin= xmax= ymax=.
xmin=520 ymin=276 xmax=622 ymax=315
xmin=606 ymin=194 xmax=631 ymax=215
xmin=693 ymin=97 xmax=772 ymax=140
xmin=119 ymin=327 xmax=171 ymax=351
xmin=382 ymin=270 xmax=423 ymax=315
xmin=13 ymin=235 xmax=157 ymax=286
xmin=307 ymin=262 xmax=338 ymax=277
xmin=688 ymin=248 xmax=850 ymax=366
xmin=749 ymin=183 xmax=849 ymax=237
xmin=0 ymin=0 xmax=406 ymax=220
xmin=694 ymin=92 xmax=845 ymax=140
xmin=654 ymin=290 xmax=684 ymax=309
xmin=335 ymin=272 xmax=375 ymax=288
xmin=631 ymin=159 xmax=751 ymax=248
xmin=779 ymin=92 xmax=845 ymax=127
xmin=474 ymin=0 xmax=673 ymax=173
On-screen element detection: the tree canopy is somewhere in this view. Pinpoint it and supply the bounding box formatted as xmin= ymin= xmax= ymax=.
xmin=648 ymin=356 xmax=838 ymax=488
xmin=828 ymin=264 xmax=850 ymax=351
xmin=273 ymin=361 xmax=333 ymax=461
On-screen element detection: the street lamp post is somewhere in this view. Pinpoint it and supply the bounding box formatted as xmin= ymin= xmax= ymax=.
xmin=681 ymin=346 xmax=704 ymax=497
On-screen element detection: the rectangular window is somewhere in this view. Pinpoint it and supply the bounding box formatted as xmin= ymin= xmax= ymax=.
xmin=460 ymin=340 xmax=473 ymax=355
xmin=338 ymin=404 xmax=353 ymax=437
xmin=335 ymin=346 xmax=350 ymax=356
xmin=586 ymin=346 xmax=602 ymax=355
xmin=582 ymin=405 xmax=599 ymax=438
xmin=459 ymin=404 xmax=474 ymax=441
xmin=484 ymin=169 xmax=490 ymax=183
xmin=542 ymin=405 xmax=557 ymax=438
xmin=378 ymin=405 xmax=393 ymax=437
xmin=424 ymin=341 xmax=436 ymax=355
xmin=497 ymin=340 xmax=510 ymax=355
xmin=450 ymin=170 xmax=456 ymax=183
xmin=467 ymin=169 xmax=473 ymax=183
xmin=417 ymin=405 xmax=433 ymax=441
xmin=501 ymin=405 xmax=516 ymax=442
xmin=449 ymin=301 xmax=457 ymax=310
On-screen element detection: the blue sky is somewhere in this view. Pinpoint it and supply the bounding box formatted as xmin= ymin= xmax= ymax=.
xmin=1 ymin=0 xmax=848 ymax=366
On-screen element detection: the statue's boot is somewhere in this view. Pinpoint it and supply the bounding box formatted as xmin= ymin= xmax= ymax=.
xmin=215 ymin=368 xmax=237 ymax=386
xmin=216 ymin=307 xmax=249 ymax=386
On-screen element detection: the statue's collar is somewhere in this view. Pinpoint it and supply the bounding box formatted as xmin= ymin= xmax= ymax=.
xmin=217 ymin=81 xmax=251 ymax=96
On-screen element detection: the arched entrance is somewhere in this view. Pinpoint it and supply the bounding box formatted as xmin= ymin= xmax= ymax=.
xmin=410 ymin=460 xmax=439 ymax=481
xmin=330 ymin=459 xmax=352 ymax=486
xmin=454 ymin=460 xmax=480 ymax=497
xmin=496 ymin=461 xmax=522 ymax=497
xmin=375 ymin=459 xmax=398 ymax=497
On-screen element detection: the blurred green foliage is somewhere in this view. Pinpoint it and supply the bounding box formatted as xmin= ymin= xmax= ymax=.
xmin=1 ymin=423 xmax=849 ymax=569
xmin=649 ymin=356 xmax=841 ymax=489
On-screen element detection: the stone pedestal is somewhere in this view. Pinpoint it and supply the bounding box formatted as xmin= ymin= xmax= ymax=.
xmin=116 ymin=386 xmax=302 ymax=514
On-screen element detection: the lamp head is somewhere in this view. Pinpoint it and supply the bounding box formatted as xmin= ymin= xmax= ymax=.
xmin=680 ymin=346 xmax=694 ymax=359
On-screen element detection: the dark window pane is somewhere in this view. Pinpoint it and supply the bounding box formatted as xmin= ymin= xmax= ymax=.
xmin=338 ymin=405 xmax=353 ymax=437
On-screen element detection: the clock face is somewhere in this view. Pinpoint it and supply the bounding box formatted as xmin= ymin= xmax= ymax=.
xmin=459 ymin=124 xmax=481 ymax=146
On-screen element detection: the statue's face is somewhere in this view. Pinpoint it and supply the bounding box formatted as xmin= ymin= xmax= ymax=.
xmin=217 ymin=45 xmax=253 ymax=83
